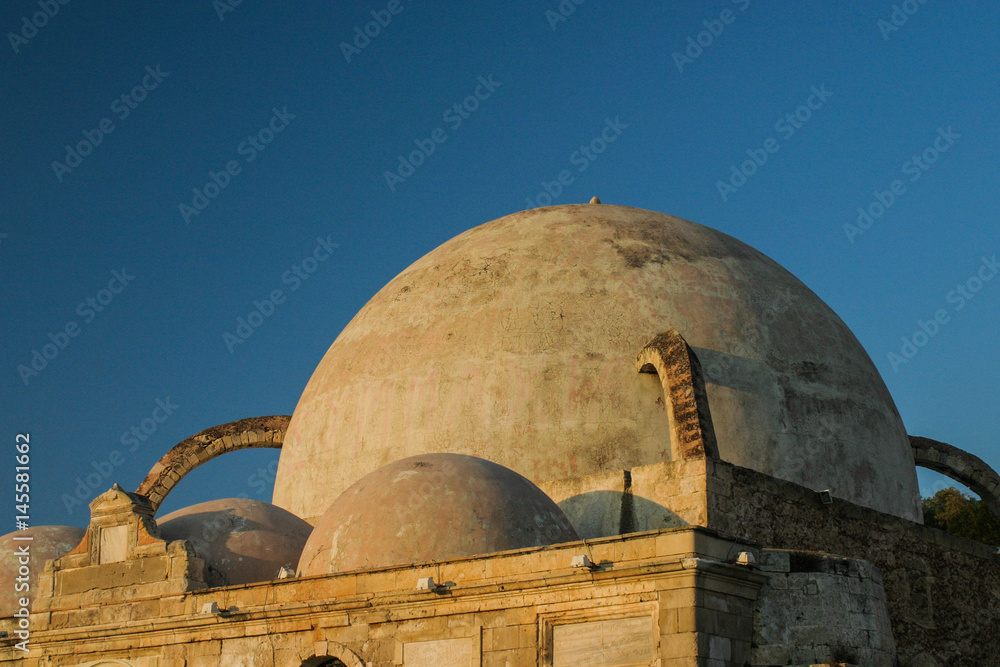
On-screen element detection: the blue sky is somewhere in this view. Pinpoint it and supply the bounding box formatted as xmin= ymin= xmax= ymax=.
xmin=3 ymin=1 xmax=998 ymax=528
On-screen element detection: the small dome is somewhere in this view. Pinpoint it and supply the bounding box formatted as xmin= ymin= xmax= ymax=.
xmin=157 ymin=498 xmax=312 ymax=586
xmin=298 ymin=453 xmax=579 ymax=576
xmin=0 ymin=526 xmax=84 ymax=616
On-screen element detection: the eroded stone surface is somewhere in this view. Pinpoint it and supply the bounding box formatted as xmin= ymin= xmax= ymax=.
xmin=274 ymin=204 xmax=920 ymax=523
xmin=752 ymin=550 xmax=896 ymax=666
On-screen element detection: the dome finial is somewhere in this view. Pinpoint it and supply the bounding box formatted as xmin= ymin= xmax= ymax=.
xmin=590 ymin=196 xmax=601 ymax=204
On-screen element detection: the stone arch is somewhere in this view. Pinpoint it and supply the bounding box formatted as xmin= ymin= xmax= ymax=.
xmin=297 ymin=640 xmax=364 ymax=667
xmin=636 ymin=330 xmax=719 ymax=460
xmin=135 ymin=415 xmax=289 ymax=514
xmin=910 ymin=435 xmax=1000 ymax=520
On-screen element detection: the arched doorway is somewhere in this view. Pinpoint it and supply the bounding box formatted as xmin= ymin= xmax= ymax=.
xmin=296 ymin=639 xmax=365 ymax=666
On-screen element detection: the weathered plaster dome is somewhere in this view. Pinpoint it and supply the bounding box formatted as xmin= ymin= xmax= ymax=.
xmin=157 ymin=498 xmax=312 ymax=586
xmin=0 ymin=525 xmax=84 ymax=616
xmin=274 ymin=204 xmax=921 ymax=522
xmin=297 ymin=453 xmax=579 ymax=576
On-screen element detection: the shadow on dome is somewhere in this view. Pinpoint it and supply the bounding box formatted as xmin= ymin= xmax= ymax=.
xmin=158 ymin=498 xmax=312 ymax=587
xmin=557 ymin=490 xmax=686 ymax=540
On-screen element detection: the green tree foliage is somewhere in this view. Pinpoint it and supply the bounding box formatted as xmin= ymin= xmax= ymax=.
xmin=922 ymin=487 xmax=1000 ymax=546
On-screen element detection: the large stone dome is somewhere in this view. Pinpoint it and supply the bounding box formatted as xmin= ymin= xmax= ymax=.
xmin=297 ymin=453 xmax=579 ymax=576
xmin=274 ymin=204 xmax=921 ymax=522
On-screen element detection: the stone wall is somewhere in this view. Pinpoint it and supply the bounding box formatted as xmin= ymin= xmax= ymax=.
xmin=2 ymin=528 xmax=765 ymax=667
xmin=32 ymin=486 xmax=207 ymax=612
xmin=705 ymin=459 xmax=1000 ymax=666
xmin=9 ymin=461 xmax=996 ymax=664
xmin=752 ymin=549 xmax=896 ymax=666
xmin=522 ymin=453 xmax=1000 ymax=665
xmin=544 ymin=455 xmax=999 ymax=664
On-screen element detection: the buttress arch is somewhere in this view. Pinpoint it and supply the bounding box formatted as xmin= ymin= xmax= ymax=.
xmin=135 ymin=415 xmax=289 ymax=514
xmin=635 ymin=330 xmax=719 ymax=461
xmin=910 ymin=435 xmax=1000 ymax=521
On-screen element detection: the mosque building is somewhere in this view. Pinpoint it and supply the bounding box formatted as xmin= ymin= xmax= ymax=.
xmin=2 ymin=202 xmax=997 ymax=666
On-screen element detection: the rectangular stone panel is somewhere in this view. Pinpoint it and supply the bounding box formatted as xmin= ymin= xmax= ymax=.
xmin=99 ymin=525 xmax=128 ymax=563
xmin=404 ymin=637 xmax=475 ymax=667
xmin=552 ymin=615 xmax=655 ymax=666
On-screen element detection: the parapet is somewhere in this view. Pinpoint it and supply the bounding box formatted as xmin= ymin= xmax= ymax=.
xmin=31 ymin=484 xmax=207 ymax=624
